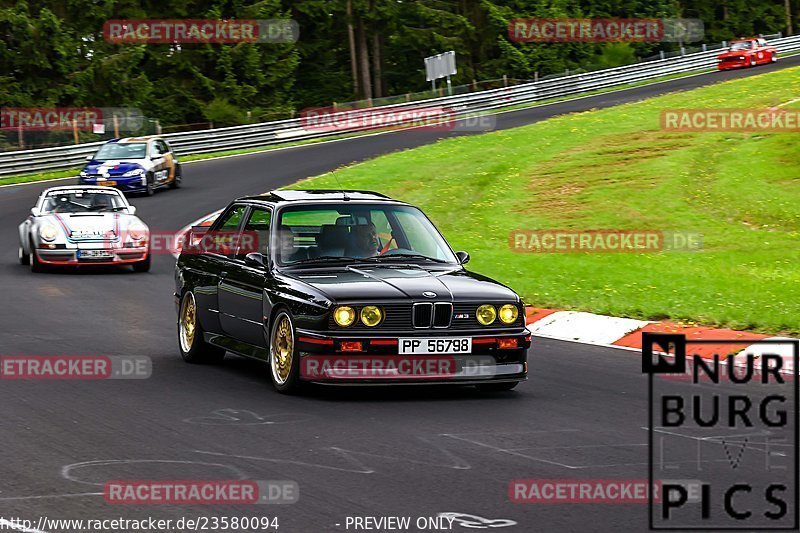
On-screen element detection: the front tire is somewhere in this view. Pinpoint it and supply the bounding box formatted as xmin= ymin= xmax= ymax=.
xmin=19 ymin=243 xmax=30 ymax=265
xmin=178 ymin=291 xmax=225 ymax=364
xmin=132 ymin=252 xmax=151 ymax=273
xmin=145 ymin=173 xmax=155 ymax=196
xmin=749 ymin=56 xmax=757 ymax=67
xmin=269 ymin=310 xmax=302 ymax=394
xmin=30 ymin=240 xmax=44 ymax=273
xmin=169 ymin=164 xmax=182 ymax=189
xmin=771 ymin=52 xmax=777 ymax=63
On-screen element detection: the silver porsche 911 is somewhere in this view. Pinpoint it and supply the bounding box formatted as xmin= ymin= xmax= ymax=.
xmin=18 ymin=185 xmax=150 ymax=272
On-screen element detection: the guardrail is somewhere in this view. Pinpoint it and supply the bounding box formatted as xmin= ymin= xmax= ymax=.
xmin=3 ymin=34 xmax=800 ymax=178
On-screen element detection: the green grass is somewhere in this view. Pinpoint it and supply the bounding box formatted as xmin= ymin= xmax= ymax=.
xmin=288 ymin=66 xmax=800 ymax=335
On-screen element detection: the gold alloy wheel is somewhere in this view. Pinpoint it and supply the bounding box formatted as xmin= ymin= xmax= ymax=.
xmin=271 ymin=314 xmax=294 ymax=384
xmin=179 ymin=293 xmax=197 ymax=353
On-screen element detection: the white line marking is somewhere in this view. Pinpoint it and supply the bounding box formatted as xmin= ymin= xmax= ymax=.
xmin=527 ymin=310 xmax=650 ymax=345
xmin=0 ymin=492 xmax=101 ymax=502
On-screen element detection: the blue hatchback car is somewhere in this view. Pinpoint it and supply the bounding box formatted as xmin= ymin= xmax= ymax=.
xmin=79 ymin=136 xmax=182 ymax=196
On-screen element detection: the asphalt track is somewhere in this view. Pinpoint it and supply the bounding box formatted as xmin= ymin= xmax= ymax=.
xmin=1 ymin=58 xmax=799 ymax=532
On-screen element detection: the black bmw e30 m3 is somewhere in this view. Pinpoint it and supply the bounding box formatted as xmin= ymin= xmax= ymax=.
xmin=175 ymin=190 xmax=530 ymax=393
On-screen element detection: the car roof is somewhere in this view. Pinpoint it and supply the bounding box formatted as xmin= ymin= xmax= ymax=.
xmin=107 ymin=136 xmax=162 ymax=144
xmin=42 ymin=185 xmax=123 ymax=194
xmin=236 ymin=189 xmax=404 ymax=206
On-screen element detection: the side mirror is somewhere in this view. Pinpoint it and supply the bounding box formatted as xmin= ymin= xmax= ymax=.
xmin=127 ymin=205 xmax=137 ymax=215
xmin=30 ymin=207 xmax=40 ymax=217
xmin=456 ymin=251 xmax=470 ymax=264
xmin=244 ymin=252 xmax=267 ymax=269
xmin=182 ymin=225 xmax=210 ymax=253
xmin=85 ymin=155 xmax=93 ymax=161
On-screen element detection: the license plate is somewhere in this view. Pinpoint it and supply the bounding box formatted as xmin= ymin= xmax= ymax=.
xmin=97 ymin=180 xmax=117 ymax=186
xmin=78 ymin=250 xmax=113 ymax=259
xmin=398 ymin=337 xmax=472 ymax=355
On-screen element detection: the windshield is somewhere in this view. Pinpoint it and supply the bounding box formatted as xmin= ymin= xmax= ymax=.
xmin=41 ymin=189 xmax=128 ymax=214
xmin=93 ymin=142 xmax=147 ymax=161
xmin=729 ymin=41 xmax=753 ymax=51
xmin=276 ymin=203 xmax=458 ymax=266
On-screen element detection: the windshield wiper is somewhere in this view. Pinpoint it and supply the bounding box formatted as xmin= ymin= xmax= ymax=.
xmin=89 ymin=205 xmax=128 ymax=212
xmin=377 ymin=253 xmax=449 ymax=263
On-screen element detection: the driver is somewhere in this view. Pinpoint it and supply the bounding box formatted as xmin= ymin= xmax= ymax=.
xmin=348 ymin=223 xmax=379 ymax=258
xmin=278 ymin=226 xmax=306 ymax=263
xmin=91 ymin=194 xmax=112 ymax=210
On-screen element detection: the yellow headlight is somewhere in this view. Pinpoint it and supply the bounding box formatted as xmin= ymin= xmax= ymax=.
xmin=333 ymin=306 xmax=356 ymax=327
xmin=40 ymin=224 xmax=58 ymax=242
xmin=360 ymin=305 xmax=383 ymax=327
xmin=476 ymin=304 xmax=496 ymax=325
xmin=499 ymin=304 xmax=519 ymax=324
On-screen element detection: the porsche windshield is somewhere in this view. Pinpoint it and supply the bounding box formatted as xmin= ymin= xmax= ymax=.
xmin=41 ymin=190 xmax=127 ymax=214
xmin=276 ymin=203 xmax=458 ymax=265
xmin=93 ymin=142 xmax=147 ymax=161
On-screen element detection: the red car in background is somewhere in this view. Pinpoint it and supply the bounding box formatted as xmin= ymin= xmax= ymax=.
xmin=717 ymin=38 xmax=777 ymax=70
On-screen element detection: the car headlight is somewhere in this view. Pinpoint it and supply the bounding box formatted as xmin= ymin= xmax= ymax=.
xmin=79 ymin=171 xmax=87 ymax=178
xmin=128 ymin=222 xmax=148 ymax=241
xmin=40 ymin=224 xmax=59 ymax=242
xmin=498 ymin=304 xmax=519 ymax=324
xmin=333 ymin=306 xmax=356 ymax=327
xmin=476 ymin=304 xmax=496 ymax=325
xmin=122 ymin=168 xmax=145 ymax=177
xmin=360 ymin=306 xmax=383 ymax=327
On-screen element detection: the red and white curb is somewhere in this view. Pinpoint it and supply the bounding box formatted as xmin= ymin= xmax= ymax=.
xmin=526 ymin=308 xmax=797 ymax=373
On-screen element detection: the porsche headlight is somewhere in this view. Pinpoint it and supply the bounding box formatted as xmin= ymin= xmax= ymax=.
xmin=360 ymin=306 xmax=383 ymax=327
xmin=128 ymin=222 xmax=148 ymax=241
xmin=122 ymin=168 xmax=145 ymax=177
xmin=476 ymin=304 xmax=496 ymax=325
xmin=333 ymin=306 xmax=356 ymax=327
xmin=499 ymin=304 xmax=519 ymax=324
xmin=40 ymin=224 xmax=58 ymax=242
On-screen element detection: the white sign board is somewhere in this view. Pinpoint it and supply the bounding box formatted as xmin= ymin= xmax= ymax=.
xmin=425 ymin=51 xmax=457 ymax=82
